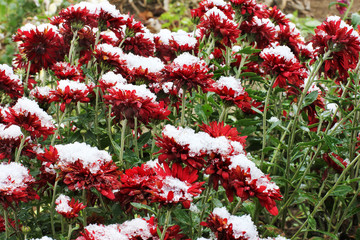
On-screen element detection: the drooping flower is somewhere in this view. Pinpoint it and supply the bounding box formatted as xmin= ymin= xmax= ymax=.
xmin=198 ymin=7 xmax=240 ymax=47
xmin=4 ymin=97 xmax=55 ymax=140
xmin=336 ymin=0 xmax=349 ymax=14
xmin=323 ymin=153 xmax=349 ymax=173
xmin=260 ymin=45 xmax=306 ymax=89
xmin=103 ymin=83 xmax=170 ymax=127
xmin=55 ymin=194 xmax=86 ymax=219
xmin=311 ymin=16 xmax=360 ymax=82
xmin=51 ymin=62 xmax=84 ymax=82
xmin=161 ymin=53 xmax=214 ymax=92
xmin=56 ymin=142 xmax=121 ymax=199
xmin=0 ymin=64 xmax=24 ymax=99
xmin=13 ymin=23 xmax=65 ymax=73
xmin=207 ymin=76 xmax=252 ymax=112
xmin=0 ymin=162 xmax=39 ymax=208
xmin=50 ymin=79 xmax=93 ymax=112
xmin=201 ymin=207 xmax=259 ymax=240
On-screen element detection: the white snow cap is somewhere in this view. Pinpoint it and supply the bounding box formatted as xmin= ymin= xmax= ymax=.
xmin=124 ymin=53 xmax=164 ymax=73
xmin=171 ymin=30 xmax=197 ymax=48
xmin=30 ymin=86 xmax=52 ymax=99
xmin=96 ymin=43 xmax=124 ymax=57
xmin=214 ymin=76 xmax=245 ymax=97
xmin=57 ymin=79 xmax=88 ymax=92
xmin=72 ymin=2 xmax=98 ymax=14
xmin=112 ymin=83 xmax=157 ymax=102
xmin=204 ymin=6 xmax=229 ymax=20
xmin=55 ymin=142 xmax=112 ymax=174
xmin=0 ymin=162 xmax=32 ymax=194
xmin=98 ymin=0 xmax=121 ymax=18
xmin=260 ymin=45 xmax=297 ymax=63
xmin=55 ymin=194 xmax=72 ymax=213
xmin=173 ymin=52 xmax=205 ymax=67
xmin=12 ymin=97 xmax=55 ymax=129
xmin=20 ymin=23 xmax=59 ymax=34
xmin=326 ymin=16 xmax=360 ymax=39
xmin=0 ymin=64 xmax=22 ymax=84
xmin=100 ymin=71 xmax=127 ymax=86
xmin=0 ymin=123 xmax=23 ymax=139
xmin=156 ymin=176 xmax=192 ymax=203
xmin=29 ymin=237 xmax=55 ymax=240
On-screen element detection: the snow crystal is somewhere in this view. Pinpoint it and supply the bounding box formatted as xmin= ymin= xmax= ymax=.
xmin=30 ymin=86 xmax=52 ymax=98
xmin=212 ymin=207 xmax=231 ymax=219
xmin=204 ymin=6 xmax=228 ymax=20
xmin=171 ymin=30 xmax=197 ymax=47
xmin=13 ymin=97 xmax=54 ymax=128
xmin=155 ymin=29 xmax=172 ymax=45
xmin=144 ymin=159 xmax=160 ymax=169
xmin=124 ymin=53 xmax=164 ymax=73
xmin=119 ymin=218 xmax=152 ymax=239
xmin=260 ymin=45 xmax=296 ymax=63
xmin=55 ymin=142 xmax=112 ymax=174
xmin=112 ymin=83 xmax=157 ymax=101
xmin=55 ymin=194 xmax=72 ymax=213
xmin=83 ymin=224 xmax=124 ymax=240
xmin=96 ymin=43 xmax=124 ymax=56
xmin=72 ymin=2 xmax=98 ymax=14
xmin=0 ymin=162 xmax=30 ymax=193
xmin=101 ymin=31 xmax=120 ymax=42
xmin=206 ymin=0 xmax=227 ymax=7
xmin=0 ymin=123 xmax=23 ymax=139
xmin=57 ymin=79 xmax=88 ymax=92
xmin=98 ymin=1 xmax=121 ymax=18
xmin=229 ymin=214 xmax=258 ymax=240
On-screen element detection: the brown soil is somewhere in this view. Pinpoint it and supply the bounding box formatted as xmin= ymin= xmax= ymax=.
xmin=306 ymin=0 xmax=360 ymax=20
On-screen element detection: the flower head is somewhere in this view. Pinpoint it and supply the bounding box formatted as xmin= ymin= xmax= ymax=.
xmin=51 ymin=62 xmax=84 ymax=82
xmin=0 ymin=64 xmax=23 ymax=99
xmin=55 ymin=194 xmax=86 ymax=219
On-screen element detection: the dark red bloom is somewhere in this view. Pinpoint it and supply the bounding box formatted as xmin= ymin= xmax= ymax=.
xmin=51 ymin=62 xmax=84 ymax=82
xmin=0 ymin=64 xmax=23 ymax=99
xmin=36 ymin=145 xmax=60 ymax=188
xmin=148 ymin=163 xmax=204 ymax=208
xmin=191 ymin=0 xmax=234 ymax=19
xmin=55 ymin=194 xmax=86 ymax=219
xmin=29 ymin=86 xmax=54 ymax=106
xmin=94 ymin=43 xmax=127 ymax=73
xmin=336 ymin=0 xmax=349 ymax=14
xmin=59 ymin=2 xmax=99 ymax=30
xmin=0 ymin=124 xmax=27 ymax=161
xmin=122 ymin=32 xmax=156 ymax=57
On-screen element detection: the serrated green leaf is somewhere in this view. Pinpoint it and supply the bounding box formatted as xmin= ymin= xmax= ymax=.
xmin=130 ymin=202 xmax=156 ymax=214
xmin=303 ymin=91 xmax=318 ymax=108
xmin=329 ymin=185 xmax=353 ymax=196
xmin=138 ymin=131 xmax=152 ymax=147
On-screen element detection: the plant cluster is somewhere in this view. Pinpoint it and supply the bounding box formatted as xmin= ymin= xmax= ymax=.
xmin=1 ymin=0 xmax=360 ymax=239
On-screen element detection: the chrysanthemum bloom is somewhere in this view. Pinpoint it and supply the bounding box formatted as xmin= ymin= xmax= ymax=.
xmin=323 ymin=153 xmax=349 ymax=173
xmin=161 ymin=53 xmax=213 ymax=93
xmin=0 ymin=64 xmax=24 ymax=99
xmin=122 ymin=30 xmax=156 ymax=57
xmin=198 ymin=7 xmax=240 ymax=47
xmin=59 ymin=2 xmax=99 ymax=30
xmin=123 ymin=53 xmax=164 ymax=84
xmin=36 ymin=145 xmax=60 ymax=189
xmin=94 ymin=43 xmax=127 ymax=73
xmin=266 ymin=6 xmax=289 ymax=27
xmin=78 ymin=216 xmax=186 ymax=240
xmin=227 ymin=154 xmax=282 ymax=215
xmin=0 ymin=124 xmax=27 ymax=161
xmin=115 ymin=162 xmax=157 ymax=212
xmin=13 ymin=23 xmax=65 ymax=73
xmin=207 ymin=76 xmax=253 ymax=112
xmin=191 ymin=0 xmax=234 ymax=20
xmin=311 ymin=16 xmax=360 ymax=82
xmin=4 ymin=97 xmax=55 ymax=140
xmin=0 ymin=162 xmax=39 ymax=209
xmin=154 ymin=30 xmax=177 ymax=63
xmin=156 ymin=125 xmax=245 ymax=170
xmin=260 ymin=45 xmax=306 ymax=89
xmin=55 ymin=194 xmax=86 ymax=219
xmin=55 ymin=142 xmax=121 ymax=199
xmin=97 ymin=1 xmax=124 ymax=31
xmin=240 ymin=16 xmax=277 ymax=49
xmin=147 ymin=163 xmax=204 ymax=209
xmin=230 ymin=0 xmax=258 ymax=19
xmin=336 ymin=0 xmax=349 ymax=14
xmin=29 ymin=86 xmax=53 ymax=107
xmin=98 ymin=71 xmax=127 ymax=92
xmin=103 ymin=83 xmax=170 ymax=127
xmin=51 ymin=62 xmax=84 ymax=82
xmin=202 ymin=207 xmax=260 ymax=240
xmin=50 ymin=79 xmax=93 ymax=112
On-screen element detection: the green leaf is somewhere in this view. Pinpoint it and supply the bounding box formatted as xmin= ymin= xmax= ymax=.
xmin=308 ymin=215 xmax=317 ymax=230
xmin=174 ymin=209 xmax=191 ymax=225
xmin=303 ymin=91 xmax=318 ymax=108
xmin=329 ymin=185 xmax=353 ymax=196
xmin=130 ymin=202 xmax=156 ymax=214
xmin=329 ymin=1 xmax=348 ymax=8
xmin=138 ymin=131 xmax=152 ymax=147
xmin=324 ymin=135 xmax=341 ymax=153
xmin=351 ymin=13 xmax=360 ymax=28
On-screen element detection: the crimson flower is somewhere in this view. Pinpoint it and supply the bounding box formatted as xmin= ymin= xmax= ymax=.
xmin=4 ymin=97 xmax=55 ymax=140
xmin=29 ymin=86 xmax=54 ymax=106
xmin=0 ymin=64 xmax=23 ymax=99
xmin=51 ymin=62 xmax=84 ymax=82
xmin=336 ymin=0 xmax=349 ymax=14
xmin=0 ymin=124 xmax=26 ymax=161
xmin=13 ymin=24 xmax=65 ymax=73
xmin=311 ymin=16 xmax=360 ymax=82
xmin=323 ymin=153 xmax=349 ymax=173
xmin=59 ymin=2 xmax=99 ymax=30
xmin=122 ymin=32 xmax=156 ymax=57
xmin=191 ymin=0 xmax=234 ymax=19
xmin=161 ymin=52 xmax=214 ymax=92
xmin=36 ymin=145 xmax=60 ymax=189
xmin=56 ymin=142 xmax=121 ymax=199
xmin=94 ymin=43 xmax=127 ymax=73
xmin=198 ymin=7 xmax=240 ymax=47
xmin=148 ymin=163 xmax=204 ymax=208
xmin=98 ymin=71 xmax=127 ymax=92
xmin=55 ymin=194 xmax=86 ymax=219
xmin=0 ymin=162 xmax=39 ymax=209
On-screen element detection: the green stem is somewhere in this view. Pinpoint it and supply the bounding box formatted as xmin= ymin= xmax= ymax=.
xmin=119 ymin=119 xmax=128 ymax=166
xmin=67 ymin=222 xmax=73 ymax=240
xmin=24 ymin=61 xmax=32 ymax=95
xmin=342 ymin=0 xmax=354 ymax=20
xmin=134 ymin=117 xmax=139 ymax=158
xmin=82 ymin=189 xmax=87 ymax=227
xmin=3 ymin=208 xmax=9 ymax=239
xmin=218 ymin=105 xmax=228 ymax=123
xmin=160 ymin=209 xmax=172 ymax=240
xmin=14 ymin=134 xmax=27 ymax=163
xmin=51 ymin=107 xmax=67 ymax=146
xmin=291 ymin=154 xmax=360 ymax=239
xmin=180 ymin=88 xmax=186 ymax=126
xmin=197 ymin=184 xmax=211 ymax=238
xmin=50 ymin=175 xmax=60 ymax=238
xmin=69 ymin=30 xmax=78 ymax=65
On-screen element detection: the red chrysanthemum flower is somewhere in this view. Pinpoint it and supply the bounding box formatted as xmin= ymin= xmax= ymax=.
xmin=311 ymin=16 xmax=360 ymax=82
xmin=227 ymin=154 xmax=282 ymax=215
xmin=115 ymin=162 xmax=157 ymax=212
xmin=266 ymin=6 xmax=289 ymax=27
xmin=56 ymin=142 xmax=121 ymax=199
xmin=103 ymin=83 xmax=170 ymax=127
xmin=13 ymin=23 xmax=65 ymax=73
xmin=98 ymin=71 xmax=127 ymax=92
xmin=198 ymin=7 xmax=240 ymax=47
xmin=0 ymin=162 xmax=39 ymax=209
xmin=55 ymin=194 xmax=86 ymax=219
xmin=59 ymin=2 xmax=99 ymax=30
xmin=0 ymin=64 xmax=23 ymax=99
xmin=29 ymin=86 xmax=54 ymax=106
xmin=323 ymin=153 xmax=349 ymax=173
xmin=260 ymin=45 xmax=306 ymax=89
xmin=230 ymin=0 xmax=258 ymax=18
xmin=0 ymin=124 xmax=28 ymax=161
xmin=161 ymin=52 xmax=214 ymax=92
xmin=4 ymin=97 xmax=55 ymax=140
xmin=207 ymin=76 xmax=253 ymax=112
xmin=94 ymin=43 xmax=127 ymax=73
xmin=50 ymin=80 xmax=93 ymax=112
xmin=122 ymin=32 xmax=156 ymax=57
xmin=97 ymin=2 xmax=124 ymax=31
xmin=36 ymin=145 xmax=60 ymax=189
xmin=148 ymin=163 xmax=204 ymax=209
xmin=191 ymin=0 xmax=234 ymax=19
xmin=336 ymin=0 xmax=349 ymax=14
xmin=51 ymin=62 xmax=84 ymax=82
xmin=240 ymin=16 xmax=277 ymax=49
xmin=201 ymin=207 xmax=260 ymax=240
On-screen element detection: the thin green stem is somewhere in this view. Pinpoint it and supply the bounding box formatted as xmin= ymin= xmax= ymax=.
xmin=181 ymin=88 xmax=186 ymax=126
xmin=342 ymin=0 xmax=354 ymax=20
xmin=3 ymin=208 xmax=9 ymax=239
xmin=24 ymin=61 xmax=32 ymax=95
xmin=50 ymin=175 xmax=60 ymax=238
xmin=14 ymin=134 xmax=27 ymax=163
xmin=119 ymin=119 xmax=128 ymax=166
xmin=134 ymin=117 xmax=139 ymax=158
xmin=160 ymin=209 xmax=172 ymax=240
xmin=197 ymin=183 xmax=211 ymax=238
xmin=69 ymin=30 xmax=78 ymax=65
xmin=67 ymin=222 xmax=73 ymax=240
xmin=218 ymin=105 xmax=228 ymax=123
xmin=82 ymin=189 xmax=87 ymax=227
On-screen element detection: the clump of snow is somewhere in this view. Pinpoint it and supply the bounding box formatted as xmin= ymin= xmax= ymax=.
xmin=0 ymin=64 xmax=22 ymax=84
xmin=55 ymin=142 xmax=112 ymax=174
xmin=0 ymin=123 xmax=23 ymax=139
xmin=30 ymin=86 xmax=52 ymax=99
xmin=204 ymin=6 xmax=229 ymax=21
xmin=173 ymin=52 xmax=204 ymax=67
xmin=96 ymin=43 xmax=124 ymax=57
xmin=158 ymin=176 xmax=192 ymax=202
xmin=57 ymin=79 xmax=88 ymax=92
xmin=214 ymin=76 xmax=245 ymax=97
xmin=171 ymin=30 xmax=197 ymax=47
xmin=260 ymin=45 xmax=297 ymax=63
xmin=98 ymin=0 xmax=121 ymax=18
xmin=55 ymin=194 xmax=72 ymax=213
xmin=112 ymin=83 xmax=157 ymax=102
xmin=229 ymin=214 xmax=258 ymax=240
xmin=124 ymin=53 xmax=164 ymax=73
xmin=100 ymin=71 xmax=127 ymax=85
xmin=212 ymin=207 xmax=231 ymax=219
xmin=0 ymin=162 xmax=32 ymax=194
